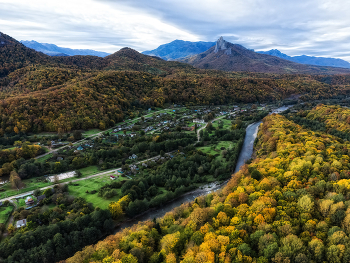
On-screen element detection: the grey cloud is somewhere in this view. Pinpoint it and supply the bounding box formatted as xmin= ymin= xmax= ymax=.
xmin=1 ymin=0 xmax=350 ymax=60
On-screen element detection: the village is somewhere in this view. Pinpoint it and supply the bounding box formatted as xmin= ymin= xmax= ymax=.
xmin=0 ymin=103 xmax=270 ymax=233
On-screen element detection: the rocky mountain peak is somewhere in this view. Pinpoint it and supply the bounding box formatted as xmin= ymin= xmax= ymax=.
xmin=214 ymin=36 xmax=231 ymax=55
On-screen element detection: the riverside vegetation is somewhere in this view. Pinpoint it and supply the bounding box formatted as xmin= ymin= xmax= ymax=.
xmin=59 ymin=104 xmax=350 ymax=263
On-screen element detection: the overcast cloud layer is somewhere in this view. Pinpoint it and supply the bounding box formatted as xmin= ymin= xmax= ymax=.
xmin=1 ymin=0 xmax=350 ymax=61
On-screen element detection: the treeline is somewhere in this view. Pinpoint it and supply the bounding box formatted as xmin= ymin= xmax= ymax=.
xmin=0 ymin=144 xmax=44 ymax=166
xmin=0 ymin=144 xmax=45 ymax=176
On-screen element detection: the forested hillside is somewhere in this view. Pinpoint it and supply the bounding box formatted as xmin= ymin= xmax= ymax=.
xmin=284 ymin=104 xmax=350 ymax=142
xmin=62 ymin=112 xmax=350 ymax=263
xmin=305 ymin=104 xmax=350 ymax=133
xmin=2 ymin=32 xmax=350 ymax=134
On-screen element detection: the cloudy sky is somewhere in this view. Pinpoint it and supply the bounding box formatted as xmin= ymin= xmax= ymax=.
xmin=1 ymin=0 xmax=350 ymax=60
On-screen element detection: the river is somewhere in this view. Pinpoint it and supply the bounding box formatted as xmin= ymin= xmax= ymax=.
xmin=112 ymin=105 xmax=291 ymax=233
xmin=113 ymin=121 xmax=259 ymax=232
xmin=0 ymin=106 xmax=290 ymax=231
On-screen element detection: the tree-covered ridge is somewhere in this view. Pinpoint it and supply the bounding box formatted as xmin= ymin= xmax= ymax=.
xmin=306 ymin=104 xmax=350 ymax=133
xmin=3 ymin=67 xmax=350 ymax=135
xmin=63 ymin=114 xmax=350 ymax=263
xmin=1 ymin=65 xmax=81 ymax=96
xmin=3 ymin=31 xmax=350 ymax=134
xmin=0 ymin=33 xmax=49 ymax=79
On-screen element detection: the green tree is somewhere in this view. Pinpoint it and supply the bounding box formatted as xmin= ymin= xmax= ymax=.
xmin=10 ymin=170 xmax=21 ymax=190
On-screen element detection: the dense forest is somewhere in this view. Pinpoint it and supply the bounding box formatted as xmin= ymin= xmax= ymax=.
xmin=284 ymin=104 xmax=350 ymax=142
xmin=62 ymin=111 xmax=350 ymax=263
xmin=305 ymin=104 xmax=350 ymax=133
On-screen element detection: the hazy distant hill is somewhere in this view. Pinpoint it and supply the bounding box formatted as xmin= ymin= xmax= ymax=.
xmin=179 ymin=37 xmax=350 ymax=74
xmin=21 ymin=40 xmax=110 ymax=57
xmin=258 ymin=49 xmax=350 ymax=69
xmin=142 ymin=40 xmax=215 ymax=60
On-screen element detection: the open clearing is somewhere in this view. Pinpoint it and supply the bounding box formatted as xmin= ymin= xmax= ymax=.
xmin=0 ymin=206 xmax=13 ymax=224
xmin=68 ymin=172 xmax=129 ymax=209
xmin=197 ymin=141 xmax=236 ymax=156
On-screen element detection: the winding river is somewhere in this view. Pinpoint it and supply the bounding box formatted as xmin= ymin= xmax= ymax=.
xmin=112 ymin=105 xmax=291 ymax=233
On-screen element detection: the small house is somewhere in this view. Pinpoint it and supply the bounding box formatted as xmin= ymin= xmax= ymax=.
xmin=193 ymin=119 xmax=205 ymax=124
xmin=16 ymin=219 xmax=27 ymax=228
xmin=77 ymin=146 xmax=84 ymax=151
xmin=25 ymin=197 xmax=34 ymax=206
xmin=129 ymin=154 xmax=138 ymax=160
xmin=110 ymin=175 xmax=116 ymax=180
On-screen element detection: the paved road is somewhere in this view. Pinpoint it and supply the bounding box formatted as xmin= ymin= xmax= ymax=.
xmin=0 ymin=154 xmax=167 ymax=203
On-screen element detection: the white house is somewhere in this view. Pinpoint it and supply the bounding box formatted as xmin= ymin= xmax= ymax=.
xmin=193 ymin=119 xmax=205 ymax=124
xmin=16 ymin=219 xmax=27 ymax=228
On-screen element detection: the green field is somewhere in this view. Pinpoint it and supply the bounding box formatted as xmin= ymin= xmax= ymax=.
xmin=5 ymin=146 xmax=16 ymax=150
xmin=0 ymin=206 xmax=13 ymax=224
xmin=30 ymin=132 xmax=56 ymax=137
xmin=197 ymin=141 xmax=236 ymax=157
xmin=187 ymin=122 xmax=196 ymax=127
xmin=36 ymin=153 xmax=53 ymax=163
xmin=68 ymin=173 xmax=128 ymax=209
xmin=79 ymin=166 xmax=100 ymax=176
xmin=82 ymin=129 xmax=101 ymax=136
xmin=0 ymin=165 xmax=118 ymax=199
xmin=212 ymin=118 xmax=232 ymax=129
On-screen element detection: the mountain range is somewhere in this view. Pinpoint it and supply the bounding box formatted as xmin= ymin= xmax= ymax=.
xmin=142 ymin=40 xmax=215 ymax=60
xmin=178 ymin=37 xmax=350 ymax=74
xmin=20 ymin=38 xmax=350 ymax=69
xmin=21 ymin=40 xmax=110 ymax=57
xmin=257 ymin=49 xmax=350 ymax=69
xmin=143 ymin=39 xmax=350 ymax=69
